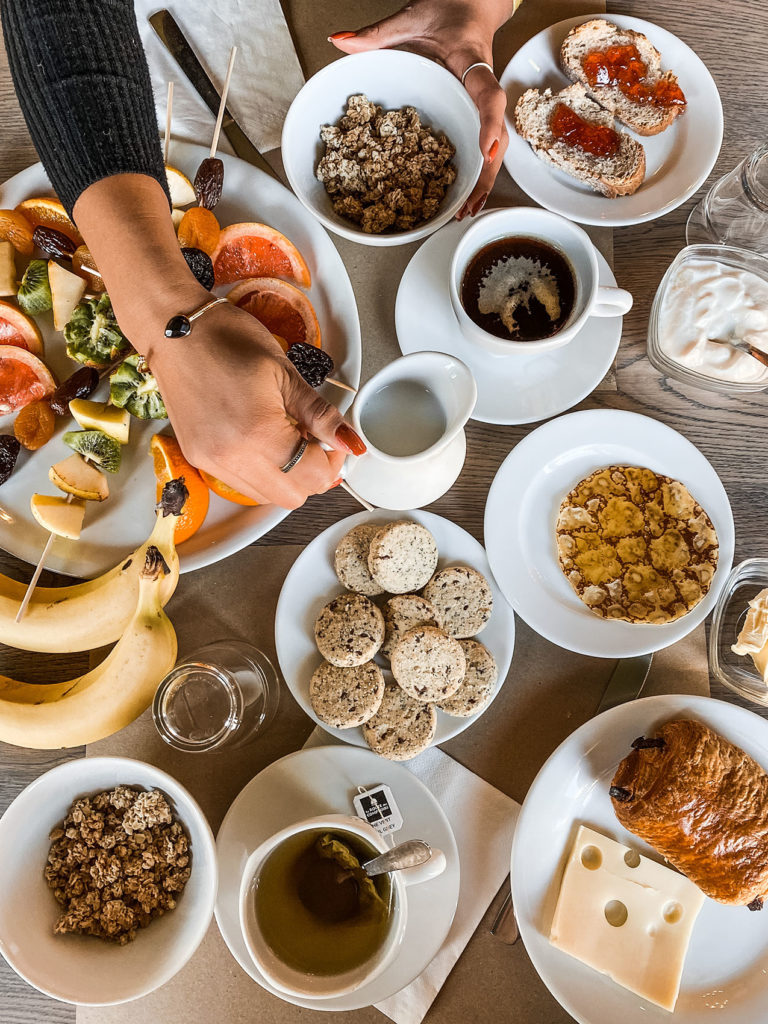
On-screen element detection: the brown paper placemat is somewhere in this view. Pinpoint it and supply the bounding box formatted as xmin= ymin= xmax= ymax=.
xmin=81 ymin=544 xmax=710 ymax=1024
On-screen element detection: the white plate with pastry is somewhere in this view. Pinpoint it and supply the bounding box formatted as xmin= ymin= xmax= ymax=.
xmin=484 ymin=409 xmax=734 ymax=657
xmin=511 ymin=693 xmax=768 ymax=1024
xmin=274 ymin=509 xmax=515 ymax=755
xmin=499 ymin=15 xmax=722 ymax=226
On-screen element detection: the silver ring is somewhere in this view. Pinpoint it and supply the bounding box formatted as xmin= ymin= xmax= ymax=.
xmin=461 ymin=60 xmax=495 ymax=86
xmin=280 ymin=438 xmax=309 ymax=474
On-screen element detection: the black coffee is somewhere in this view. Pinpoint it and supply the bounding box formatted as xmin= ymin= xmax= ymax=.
xmin=460 ymin=236 xmax=576 ymax=342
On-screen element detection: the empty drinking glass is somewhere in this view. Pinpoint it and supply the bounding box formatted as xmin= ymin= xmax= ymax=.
xmin=686 ymin=144 xmax=768 ymax=253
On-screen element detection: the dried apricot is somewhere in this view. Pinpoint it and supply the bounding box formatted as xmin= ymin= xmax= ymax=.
xmin=72 ymin=245 xmax=105 ymax=293
xmin=177 ymin=207 xmax=221 ymax=256
xmin=0 ymin=209 xmax=34 ymax=256
xmin=14 ymin=399 xmax=55 ymax=450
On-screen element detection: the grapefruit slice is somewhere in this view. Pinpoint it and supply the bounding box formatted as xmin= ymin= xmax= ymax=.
xmin=15 ymin=197 xmax=83 ymax=246
xmin=0 ymin=301 xmax=43 ymax=355
xmin=0 ymin=345 xmax=56 ymax=415
xmin=227 ymin=278 xmax=321 ymax=349
xmin=212 ymin=223 xmax=311 ymax=287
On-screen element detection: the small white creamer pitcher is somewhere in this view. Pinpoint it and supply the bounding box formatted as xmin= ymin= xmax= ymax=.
xmin=344 ymin=352 xmax=477 ymax=510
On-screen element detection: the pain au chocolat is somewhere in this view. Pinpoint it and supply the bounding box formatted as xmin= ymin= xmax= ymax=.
xmin=555 ymin=465 xmax=718 ymax=624
xmin=610 ymin=719 xmax=768 ymax=908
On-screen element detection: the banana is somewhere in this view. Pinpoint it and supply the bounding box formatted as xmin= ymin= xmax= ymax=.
xmin=0 ymin=478 xmax=187 ymax=653
xmin=0 ymin=547 xmax=177 ymax=749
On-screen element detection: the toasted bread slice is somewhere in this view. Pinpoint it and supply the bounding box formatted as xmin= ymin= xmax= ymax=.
xmin=514 ymin=84 xmax=646 ymax=198
xmin=560 ymin=18 xmax=684 ymax=136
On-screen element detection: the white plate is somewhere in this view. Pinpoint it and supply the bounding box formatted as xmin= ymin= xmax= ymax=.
xmin=499 ymin=15 xmax=722 ymax=226
xmin=512 ymin=694 xmax=768 ymax=1024
xmin=0 ymin=140 xmax=361 ymax=577
xmin=395 ymin=215 xmax=621 ymax=424
xmin=275 ymin=509 xmax=515 ymax=748
xmin=484 ymin=409 xmax=734 ymax=657
xmin=215 ymin=744 xmax=459 ymax=1010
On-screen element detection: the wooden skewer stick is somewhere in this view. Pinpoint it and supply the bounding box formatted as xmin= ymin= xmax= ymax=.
xmin=210 ymin=46 xmax=237 ymax=158
xmin=15 ymin=495 xmax=74 ymax=623
xmin=327 ymin=377 xmax=357 ymax=394
xmin=163 ymin=81 xmax=174 ymax=165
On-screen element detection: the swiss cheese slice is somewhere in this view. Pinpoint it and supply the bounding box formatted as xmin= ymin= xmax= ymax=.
xmin=550 ymin=824 xmax=705 ymax=1011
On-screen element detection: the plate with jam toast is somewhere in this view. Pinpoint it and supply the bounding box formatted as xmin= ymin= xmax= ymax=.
xmin=499 ymin=15 xmax=722 ymax=226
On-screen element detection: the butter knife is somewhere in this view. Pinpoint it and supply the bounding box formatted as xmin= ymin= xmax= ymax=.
xmin=148 ymin=9 xmax=284 ymax=184
xmin=491 ymin=652 xmax=653 ymax=945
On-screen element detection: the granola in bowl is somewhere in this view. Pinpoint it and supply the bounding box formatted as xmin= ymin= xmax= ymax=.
xmin=316 ymin=94 xmax=457 ymax=234
xmin=45 ymin=785 xmax=191 ymax=945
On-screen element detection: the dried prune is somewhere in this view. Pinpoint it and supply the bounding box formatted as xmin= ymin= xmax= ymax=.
xmin=14 ymin=399 xmax=55 ymax=450
xmin=286 ymin=341 xmax=334 ymax=387
xmin=181 ymin=247 xmax=215 ymax=291
xmin=33 ymin=225 xmax=76 ymax=260
xmin=193 ymin=157 xmax=224 ymax=210
xmin=0 ymin=434 xmax=20 ymax=485
xmin=49 ymin=366 xmax=99 ymax=416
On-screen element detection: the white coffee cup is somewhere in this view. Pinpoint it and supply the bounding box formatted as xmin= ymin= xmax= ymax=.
xmin=449 ymin=207 xmax=632 ymax=356
xmin=238 ymin=814 xmax=446 ymax=1000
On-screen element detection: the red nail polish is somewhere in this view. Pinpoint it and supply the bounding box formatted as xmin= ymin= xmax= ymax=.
xmin=329 ymin=30 xmax=356 ymax=41
xmin=335 ymin=424 xmax=367 ymax=456
xmin=471 ymin=192 xmax=488 ymax=217
xmin=330 ymin=477 xmax=343 ymax=488
xmin=488 ymin=138 xmax=499 ymax=162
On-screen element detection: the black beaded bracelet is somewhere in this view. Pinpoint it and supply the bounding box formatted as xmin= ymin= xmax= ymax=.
xmin=164 ymin=296 xmax=228 ymax=338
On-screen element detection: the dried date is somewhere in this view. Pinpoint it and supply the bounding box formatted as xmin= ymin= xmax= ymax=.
xmin=33 ymin=225 xmax=77 ymax=260
xmin=49 ymin=366 xmax=99 ymax=416
xmin=193 ymin=157 xmax=224 ymax=210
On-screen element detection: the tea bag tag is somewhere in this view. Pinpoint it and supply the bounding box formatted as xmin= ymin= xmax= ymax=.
xmin=354 ymin=785 xmax=403 ymax=836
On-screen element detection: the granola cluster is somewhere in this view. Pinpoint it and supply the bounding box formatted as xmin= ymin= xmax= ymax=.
xmin=316 ymin=94 xmax=457 ymax=234
xmin=44 ymin=785 xmax=191 ymax=945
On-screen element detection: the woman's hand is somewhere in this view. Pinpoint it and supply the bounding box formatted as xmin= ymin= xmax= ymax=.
xmin=330 ymin=0 xmax=520 ymax=217
xmin=73 ymin=174 xmax=364 ymax=510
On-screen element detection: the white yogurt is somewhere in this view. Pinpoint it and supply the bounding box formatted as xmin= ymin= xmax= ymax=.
xmin=657 ymin=259 xmax=768 ymax=383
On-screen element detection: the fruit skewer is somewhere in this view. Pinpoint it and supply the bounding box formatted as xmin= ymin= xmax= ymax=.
xmin=15 ymin=493 xmax=75 ymax=622
xmin=193 ymin=46 xmax=236 ymax=211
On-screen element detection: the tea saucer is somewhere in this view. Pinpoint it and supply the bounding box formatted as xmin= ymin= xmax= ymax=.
xmin=395 ymin=216 xmax=621 ymax=424
xmin=215 ymin=745 xmax=460 ymax=1010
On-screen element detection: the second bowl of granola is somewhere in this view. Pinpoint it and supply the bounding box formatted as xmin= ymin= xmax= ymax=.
xmin=282 ymin=50 xmax=483 ymax=246
xmin=0 ymin=757 xmax=217 ymax=1005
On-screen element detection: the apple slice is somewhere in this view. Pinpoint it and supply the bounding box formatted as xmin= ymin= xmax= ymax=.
xmin=48 ymin=260 xmax=86 ymax=332
xmin=49 ymin=453 xmax=109 ymax=501
xmin=68 ymin=398 xmax=130 ymax=444
xmin=30 ymin=493 xmax=86 ymax=539
xmin=0 ymin=241 xmax=16 ymax=297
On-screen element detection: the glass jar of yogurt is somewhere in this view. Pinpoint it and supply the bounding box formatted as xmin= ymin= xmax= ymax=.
xmin=647 ymin=244 xmax=768 ymax=394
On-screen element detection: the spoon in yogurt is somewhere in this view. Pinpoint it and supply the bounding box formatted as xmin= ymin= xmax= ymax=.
xmin=708 ymin=336 xmax=768 ymax=369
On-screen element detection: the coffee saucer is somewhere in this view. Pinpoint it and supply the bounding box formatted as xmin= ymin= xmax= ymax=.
xmin=215 ymin=745 xmax=460 ymax=1011
xmin=395 ymin=215 xmax=622 ymax=425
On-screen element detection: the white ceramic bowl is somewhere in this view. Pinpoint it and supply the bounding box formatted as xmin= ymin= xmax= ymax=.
xmin=282 ymin=50 xmax=483 ymax=246
xmin=0 ymin=757 xmax=217 ymax=1005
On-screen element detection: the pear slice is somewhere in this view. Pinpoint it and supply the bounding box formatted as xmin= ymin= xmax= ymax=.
xmin=49 ymin=453 xmax=109 ymax=501
xmin=30 ymin=494 xmax=86 ymax=540
xmin=49 ymin=260 xmax=86 ymax=332
xmin=0 ymin=241 xmax=16 ymax=297
xmin=165 ymin=166 xmax=196 ymax=207
xmin=68 ymin=399 xmax=130 ymax=445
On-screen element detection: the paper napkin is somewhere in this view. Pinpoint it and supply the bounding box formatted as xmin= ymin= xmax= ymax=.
xmin=134 ymin=0 xmax=305 ymax=155
xmin=303 ymin=728 xmax=520 ymax=1024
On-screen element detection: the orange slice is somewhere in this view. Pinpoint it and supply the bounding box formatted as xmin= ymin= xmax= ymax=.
xmin=0 ymin=210 xmax=34 ymax=256
xmin=177 ymin=207 xmax=221 ymax=256
xmin=0 ymin=300 xmax=43 ymax=356
xmin=227 ymin=278 xmax=321 ymax=349
xmin=200 ymin=469 xmax=260 ymax=506
xmin=149 ymin=434 xmax=209 ymax=544
xmin=212 ymin=223 xmax=311 ymax=287
xmin=0 ymin=345 xmax=56 ymax=415
xmin=16 ymin=197 xmax=83 ymax=246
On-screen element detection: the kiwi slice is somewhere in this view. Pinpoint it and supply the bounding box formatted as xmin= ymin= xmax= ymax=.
xmin=17 ymin=259 xmax=52 ymax=315
xmin=62 ymin=429 xmax=122 ymax=474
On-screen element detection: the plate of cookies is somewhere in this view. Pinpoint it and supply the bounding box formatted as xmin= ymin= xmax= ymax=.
xmin=484 ymin=409 xmax=734 ymax=658
xmin=274 ymin=510 xmax=515 ymax=759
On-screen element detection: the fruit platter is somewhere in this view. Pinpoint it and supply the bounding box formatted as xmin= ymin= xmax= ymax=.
xmin=0 ymin=141 xmax=361 ymax=577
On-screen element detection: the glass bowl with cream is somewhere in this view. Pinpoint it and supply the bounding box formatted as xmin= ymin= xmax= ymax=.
xmin=648 ymin=245 xmax=768 ymax=393
xmin=710 ymin=558 xmax=768 ymax=705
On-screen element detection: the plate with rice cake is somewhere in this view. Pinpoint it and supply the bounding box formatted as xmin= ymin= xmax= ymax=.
xmin=484 ymin=409 xmax=734 ymax=657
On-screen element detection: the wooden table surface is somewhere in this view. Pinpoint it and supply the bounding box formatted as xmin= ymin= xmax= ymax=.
xmin=1 ymin=0 xmax=766 ymax=1021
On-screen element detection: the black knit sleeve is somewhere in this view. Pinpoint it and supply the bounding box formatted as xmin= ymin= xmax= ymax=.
xmin=0 ymin=0 xmax=169 ymax=216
